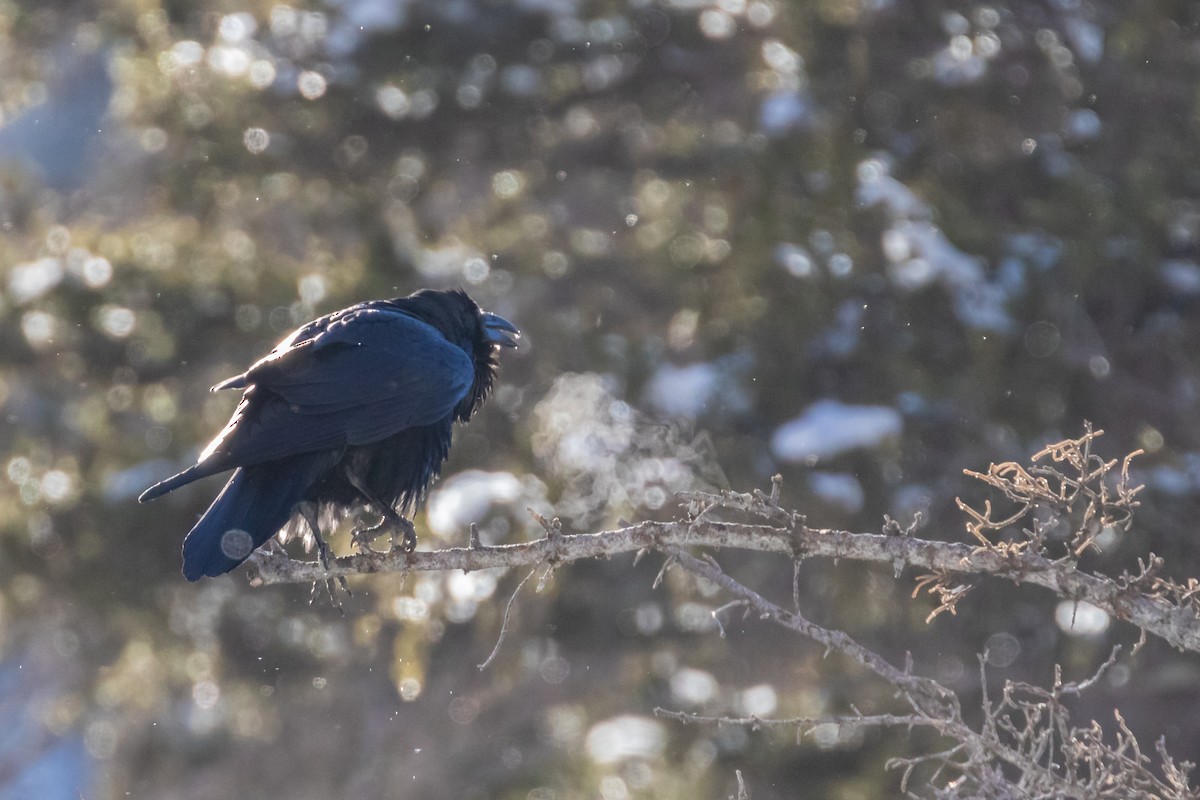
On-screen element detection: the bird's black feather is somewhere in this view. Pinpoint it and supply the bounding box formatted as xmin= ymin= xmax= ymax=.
xmin=140 ymin=288 xmax=518 ymax=580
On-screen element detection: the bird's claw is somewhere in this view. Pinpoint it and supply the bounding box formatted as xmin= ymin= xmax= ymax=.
xmin=309 ymin=576 xmax=351 ymax=612
xmin=351 ymin=518 xmax=386 ymax=553
xmin=309 ymin=533 xmax=351 ymax=612
xmin=351 ymin=514 xmax=418 ymax=553
xmin=396 ymin=517 xmax=417 ymax=553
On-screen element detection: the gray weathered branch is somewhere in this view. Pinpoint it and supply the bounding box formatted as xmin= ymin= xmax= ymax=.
xmin=664 ymin=548 xmax=1104 ymax=799
xmin=247 ymin=511 xmax=1200 ymax=654
xmin=663 ymin=546 xmax=1198 ymax=799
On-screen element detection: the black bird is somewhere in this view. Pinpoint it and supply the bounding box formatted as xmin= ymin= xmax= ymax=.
xmin=139 ymin=289 xmax=519 ymax=580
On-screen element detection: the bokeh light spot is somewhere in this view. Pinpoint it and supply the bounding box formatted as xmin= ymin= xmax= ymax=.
xmin=298 ymin=70 xmax=328 ymax=100
xmin=1055 ymin=601 xmax=1109 ymax=636
xmin=244 ymin=127 xmax=270 ymax=154
xmin=219 ymin=529 xmax=254 ymax=560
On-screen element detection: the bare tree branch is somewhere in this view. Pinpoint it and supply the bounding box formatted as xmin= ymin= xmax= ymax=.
xmin=664 ymin=547 xmax=1100 ymax=799
xmin=665 ymin=547 xmax=958 ymax=718
xmin=241 ymin=431 xmax=1200 ymax=797
xmin=666 ymin=548 xmax=1198 ymax=798
xmin=248 ymin=509 xmax=1200 ymax=654
xmin=653 ymin=707 xmax=939 ymax=733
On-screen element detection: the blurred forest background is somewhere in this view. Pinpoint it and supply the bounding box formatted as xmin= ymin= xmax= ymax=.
xmin=2 ymin=0 xmax=1200 ymax=797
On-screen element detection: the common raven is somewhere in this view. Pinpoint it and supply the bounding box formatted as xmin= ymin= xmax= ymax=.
xmin=139 ymin=289 xmax=519 ymax=580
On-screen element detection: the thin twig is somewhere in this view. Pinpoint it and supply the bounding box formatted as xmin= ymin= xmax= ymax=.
xmin=734 ymin=769 xmax=749 ymax=800
xmin=710 ymin=600 xmax=749 ymax=639
xmin=476 ymin=567 xmax=536 ymax=671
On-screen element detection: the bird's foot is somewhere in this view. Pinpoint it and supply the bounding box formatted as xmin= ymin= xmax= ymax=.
xmin=309 ymin=534 xmax=351 ymax=612
xmin=393 ymin=516 xmax=417 ymax=553
xmin=309 ymin=578 xmax=351 ymax=612
xmin=352 ymin=513 xmax=417 ymax=553
xmin=351 ymin=517 xmax=387 ymax=554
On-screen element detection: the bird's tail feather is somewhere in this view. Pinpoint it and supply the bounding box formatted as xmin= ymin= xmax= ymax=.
xmin=138 ymin=463 xmax=218 ymax=503
xmin=181 ymin=452 xmax=336 ymax=581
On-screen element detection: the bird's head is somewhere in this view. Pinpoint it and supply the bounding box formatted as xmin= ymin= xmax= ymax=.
xmin=400 ymin=286 xmax=518 ymax=352
xmin=398 ymin=288 xmax=519 ymax=353
xmin=395 ymin=288 xmax=520 ymax=420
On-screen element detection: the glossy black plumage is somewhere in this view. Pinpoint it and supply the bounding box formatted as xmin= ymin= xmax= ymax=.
xmin=139 ymin=289 xmax=518 ymax=580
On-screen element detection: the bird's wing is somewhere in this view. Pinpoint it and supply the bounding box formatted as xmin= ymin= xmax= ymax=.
xmin=198 ymin=308 xmax=474 ymax=467
xmin=211 ymin=300 xmax=399 ymax=392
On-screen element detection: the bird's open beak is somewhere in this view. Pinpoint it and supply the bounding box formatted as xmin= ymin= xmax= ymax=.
xmin=482 ymin=312 xmax=521 ymax=349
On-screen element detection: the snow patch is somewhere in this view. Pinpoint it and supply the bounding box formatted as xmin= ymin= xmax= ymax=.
xmin=809 ymin=471 xmax=865 ymax=513
xmin=426 ymin=470 xmax=527 ymax=538
xmin=857 ymin=156 xmax=1021 ymax=333
xmin=772 ymin=400 xmax=903 ymax=462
